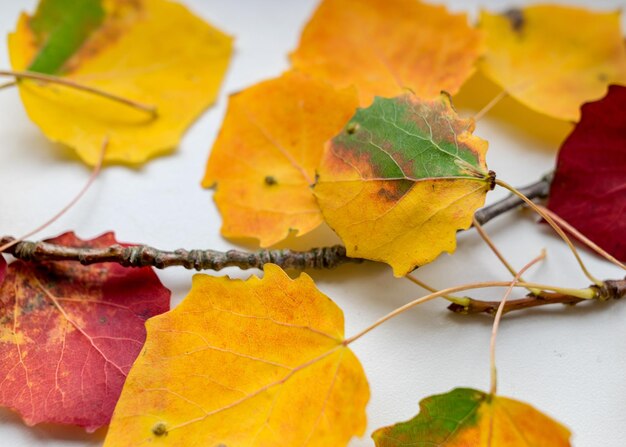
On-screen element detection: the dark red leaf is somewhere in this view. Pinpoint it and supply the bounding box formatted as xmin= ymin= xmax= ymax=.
xmin=0 ymin=232 xmax=170 ymax=431
xmin=547 ymin=85 xmax=626 ymax=261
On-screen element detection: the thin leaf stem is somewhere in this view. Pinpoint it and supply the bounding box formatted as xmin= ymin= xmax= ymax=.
xmin=473 ymin=216 xmax=521 ymax=279
xmin=343 ymin=280 xmax=595 ymax=346
xmin=474 ymin=172 xmax=553 ymax=226
xmin=472 ymin=215 xmax=542 ymax=296
xmin=489 ymin=250 xmax=546 ymax=397
xmin=537 ymin=205 xmax=626 ymax=271
xmin=0 ymin=80 xmax=16 ymax=91
xmin=0 ymin=138 xmax=107 ymax=253
xmin=495 ymin=179 xmax=602 ymax=286
xmin=404 ymin=273 xmax=468 ymax=305
xmin=0 ymin=70 xmax=157 ymax=117
xmin=472 ymin=89 xmax=508 ymax=122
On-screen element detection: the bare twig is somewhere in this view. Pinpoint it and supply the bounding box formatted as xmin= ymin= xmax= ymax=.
xmin=1 ymin=174 xmax=555 ymax=270
xmin=448 ymin=278 xmax=626 ymax=315
xmin=0 ymin=238 xmax=359 ymax=271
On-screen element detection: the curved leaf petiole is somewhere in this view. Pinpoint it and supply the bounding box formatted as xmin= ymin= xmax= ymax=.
xmin=0 ymin=69 xmax=157 ymax=117
xmin=495 ymin=178 xmax=602 ymax=286
xmin=343 ymin=279 xmax=596 ymax=346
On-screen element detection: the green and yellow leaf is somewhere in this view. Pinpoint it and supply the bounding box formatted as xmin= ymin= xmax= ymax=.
xmin=373 ymin=388 xmax=571 ymax=446
xmin=314 ymin=93 xmax=491 ymax=276
xmin=9 ymin=0 xmax=233 ymax=165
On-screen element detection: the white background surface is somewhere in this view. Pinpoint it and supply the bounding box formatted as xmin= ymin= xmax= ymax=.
xmin=1 ymin=0 xmax=625 ymax=446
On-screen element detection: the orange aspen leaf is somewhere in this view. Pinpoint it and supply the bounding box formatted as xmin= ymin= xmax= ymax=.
xmin=202 ymin=71 xmax=358 ymax=247
xmin=291 ymin=0 xmax=483 ymax=106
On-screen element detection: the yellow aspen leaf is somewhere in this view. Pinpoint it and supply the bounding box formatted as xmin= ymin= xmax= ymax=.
xmin=314 ymin=93 xmax=492 ymax=277
xmin=290 ymin=0 xmax=483 ymax=107
xmin=372 ymin=388 xmax=571 ymax=446
xmin=8 ymin=0 xmax=233 ymax=166
xmin=479 ymin=6 xmax=626 ymax=121
xmin=202 ymin=71 xmax=358 ymax=247
xmin=452 ymin=71 xmax=574 ymax=148
xmin=104 ymin=264 xmax=369 ymax=447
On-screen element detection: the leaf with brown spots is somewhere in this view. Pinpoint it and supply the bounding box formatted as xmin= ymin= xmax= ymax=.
xmin=0 ymin=232 xmax=170 ymax=431
xmin=314 ymin=93 xmax=492 ymax=276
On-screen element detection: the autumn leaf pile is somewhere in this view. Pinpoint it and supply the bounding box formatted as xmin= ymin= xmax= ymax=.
xmin=1 ymin=0 xmax=626 ymax=446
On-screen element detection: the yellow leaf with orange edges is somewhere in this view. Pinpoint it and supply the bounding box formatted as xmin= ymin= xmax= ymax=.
xmin=104 ymin=264 xmax=369 ymax=447
xmin=8 ymin=0 xmax=233 ymax=166
xmin=479 ymin=6 xmax=626 ymax=121
xmin=202 ymin=71 xmax=358 ymax=247
xmin=314 ymin=94 xmax=491 ymax=277
xmin=290 ymin=0 xmax=483 ymax=106
xmin=373 ymin=388 xmax=571 ymax=446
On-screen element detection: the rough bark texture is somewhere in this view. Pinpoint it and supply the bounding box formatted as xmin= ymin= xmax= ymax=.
xmin=1 ymin=174 xmax=553 ymax=271
xmin=0 ymin=238 xmax=357 ymax=271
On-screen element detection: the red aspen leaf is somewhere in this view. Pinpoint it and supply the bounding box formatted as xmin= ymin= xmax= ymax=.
xmin=104 ymin=264 xmax=369 ymax=446
xmin=202 ymin=71 xmax=358 ymax=247
xmin=372 ymin=388 xmax=571 ymax=446
xmin=0 ymin=232 xmax=170 ymax=431
xmin=479 ymin=6 xmax=626 ymax=121
xmin=290 ymin=0 xmax=483 ymax=106
xmin=547 ymin=85 xmax=626 ymax=261
xmin=314 ymin=93 xmax=491 ymax=276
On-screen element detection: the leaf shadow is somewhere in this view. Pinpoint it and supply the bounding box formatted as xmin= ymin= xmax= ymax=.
xmin=221 ymin=221 xmax=343 ymax=252
xmin=9 ymin=114 xmax=182 ymax=170
xmin=453 ymin=71 xmax=574 ymax=152
xmin=0 ymin=407 xmax=107 ymax=444
xmin=304 ymin=258 xmax=388 ymax=287
xmin=7 ymin=123 xmax=77 ymax=165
